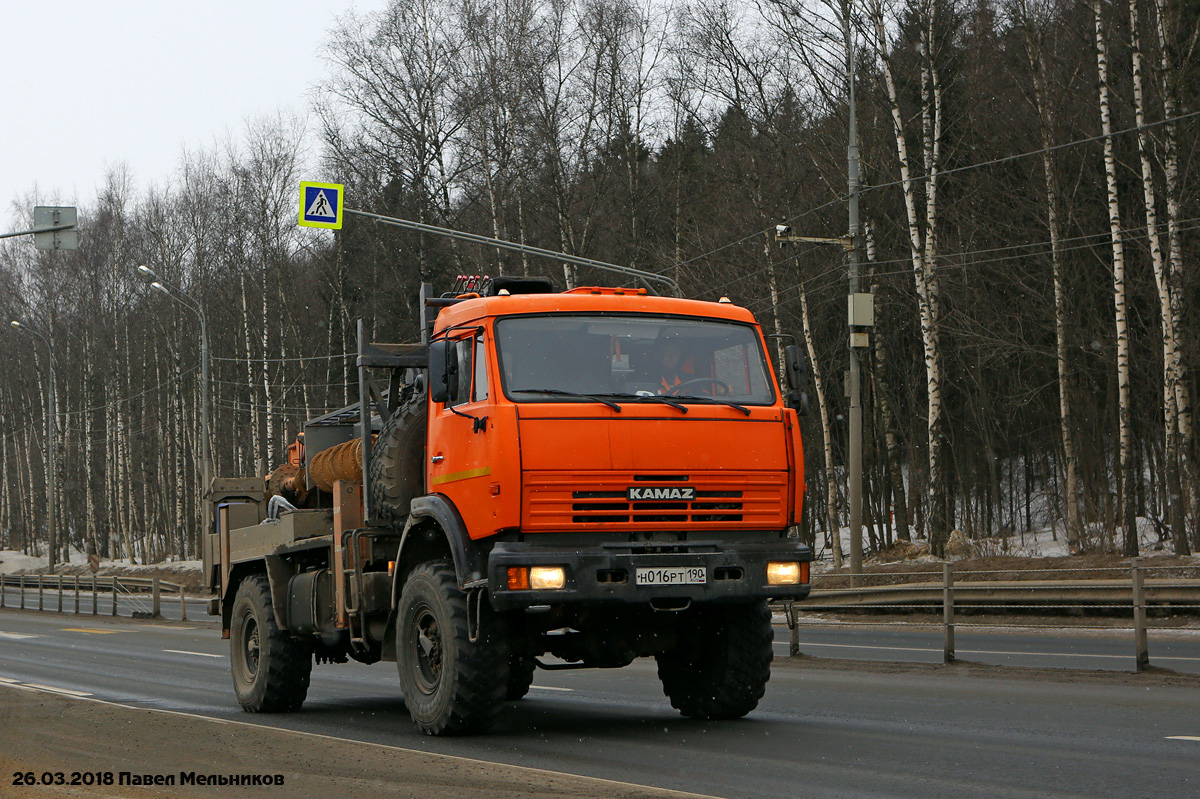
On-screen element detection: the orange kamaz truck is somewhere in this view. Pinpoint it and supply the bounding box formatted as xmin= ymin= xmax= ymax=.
xmin=204 ymin=275 xmax=812 ymax=734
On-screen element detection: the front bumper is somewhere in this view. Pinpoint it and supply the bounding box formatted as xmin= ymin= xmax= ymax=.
xmin=487 ymin=539 xmax=812 ymax=611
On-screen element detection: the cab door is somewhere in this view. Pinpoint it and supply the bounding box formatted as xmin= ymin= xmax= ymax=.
xmin=427 ymin=331 xmax=496 ymax=537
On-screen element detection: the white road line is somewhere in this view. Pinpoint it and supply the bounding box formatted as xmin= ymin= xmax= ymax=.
xmin=529 ymin=685 xmax=574 ymax=692
xmin=1165 ymin=736 xmax=1200 ymax=742
xmin=0 ymin=683 xmax=717 ymax=799
xmin=0 ymin=676 xmax=20 ymax=684
xmin=778 ymin=640 xmax=1200 ymax=663
xmin=0 ymin=631 xmax=40 ymax=639
xmin=781 ymin=641 xmax=1130 ymax=659
xmin=163 ymin=649 xmax=223 ymax=658
xmin=777 ymin=641 xmax=936 ymax=654
xmin=22 ymin=683 xmax=93 ymax=697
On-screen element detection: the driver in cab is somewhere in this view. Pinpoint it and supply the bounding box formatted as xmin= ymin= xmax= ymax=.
xmin=653 ymin=339 xmax=687 ymax=394
xmin=648 ymin=338 xmax=729 ymax=396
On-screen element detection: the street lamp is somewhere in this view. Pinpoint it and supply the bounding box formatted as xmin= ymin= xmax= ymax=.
xmin=10 ymin=320 xmax=59 ymax=570
xmin=136 ymin=265 xmax=213 ymax=547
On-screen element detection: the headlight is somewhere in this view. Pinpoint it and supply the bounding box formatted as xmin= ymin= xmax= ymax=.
xmin=767 ymin=561 xmax=802 ymax=586
xmin=529 ymin=566 xmax=566 ymax=590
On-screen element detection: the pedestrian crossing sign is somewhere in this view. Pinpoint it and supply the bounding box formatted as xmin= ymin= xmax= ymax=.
xmin=299 ymin=181 xmax=344 ymax=229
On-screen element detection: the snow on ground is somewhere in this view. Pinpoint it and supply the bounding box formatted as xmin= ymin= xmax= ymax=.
xmin=0 ymin=548 xmax=201 ymax=575
xmin=810 ymin=515 xmax=1189 ymax=570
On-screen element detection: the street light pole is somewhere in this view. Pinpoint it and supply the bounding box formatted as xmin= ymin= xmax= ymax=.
xmin=10 ymin=320 xmax=58 ymax=570
xmin=136 ymin=266 xmax=213 ymax=549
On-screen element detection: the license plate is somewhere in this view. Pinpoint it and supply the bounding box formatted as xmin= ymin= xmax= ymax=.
xmin=635 ymin=567 xmax=706 ymax=585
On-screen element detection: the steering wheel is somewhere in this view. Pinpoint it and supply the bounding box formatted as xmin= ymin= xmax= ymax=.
xmin=668 ymin=377 xmax=731 ymax=396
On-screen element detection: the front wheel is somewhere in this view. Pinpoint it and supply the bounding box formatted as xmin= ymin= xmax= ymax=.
xmin=396 ymin=561 xmax=509 ymax=734
xmin=229 ymin=574 xmax=312 ymax=712
xmin=655 ymin=600 xmax=773 ymax=720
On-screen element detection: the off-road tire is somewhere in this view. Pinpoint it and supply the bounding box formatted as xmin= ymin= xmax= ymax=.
xmin=369 ymin=398 xmax=428 ymax=523
xmin=396 ymin=561 xmax=509 ymax=734
xmin=229 ymin=574 xmax=312 ymax=712
xmin=655 ymin=600 xmax=773 ymax=720
xmin=506 ymin=655 xmax=536 ymax=700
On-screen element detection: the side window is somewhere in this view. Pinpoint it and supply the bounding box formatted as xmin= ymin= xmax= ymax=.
xmin=472 ymin=336 xmax=489 ymax=402
xmin=450 ymin=338 xmax=473 ymax=407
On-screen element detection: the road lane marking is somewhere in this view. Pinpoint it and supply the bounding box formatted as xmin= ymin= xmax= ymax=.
xmin=163 ymin=649 xmax=223 ymax=658
xmin=0 ymin=631 xmax=40 ymax=639
xmin=22 ymin=684 xmax=93 ymax=697
xmin=0 ymin=676 xmax=20 ymax=683
xmin=0 ymin=682 xmax=719 ymax=799
xmin=777 ymin=640 xmax=1200 ymax=663
xmin=776 ymin=641 xmax=936 ymax=654
xmin=529 ymin=685 xmax=573 ymax=692
xmin=60 ymin=628 xmax=121 ymax=634
xmin=778 ymin=641 xmax=1151 ymax=660
xmin=1165 ymin=736 xmax=1200 ymax=742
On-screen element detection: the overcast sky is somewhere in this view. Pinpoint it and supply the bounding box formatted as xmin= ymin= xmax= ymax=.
xmin=1 ymin=0 xmax=387 ymax=224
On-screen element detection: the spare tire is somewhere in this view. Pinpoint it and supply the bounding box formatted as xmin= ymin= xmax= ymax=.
xmin=369 ymin=398 xmax=428 ymax=524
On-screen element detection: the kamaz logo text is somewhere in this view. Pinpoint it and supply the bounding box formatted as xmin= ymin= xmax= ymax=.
xmin=627 ymin=486 xmax=695 ymax=501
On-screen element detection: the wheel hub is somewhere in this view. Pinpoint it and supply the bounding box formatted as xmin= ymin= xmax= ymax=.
xmin=414 ymin=606 xmax=443 ymax=692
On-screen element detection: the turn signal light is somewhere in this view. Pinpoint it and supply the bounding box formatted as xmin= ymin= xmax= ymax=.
xmin=767 ymin=561 xmax=802 ymax=586
xmin=530 ymin=566 xmax=566 ymax=590
xmin=507 ymin=567 xmax=530 ymax=590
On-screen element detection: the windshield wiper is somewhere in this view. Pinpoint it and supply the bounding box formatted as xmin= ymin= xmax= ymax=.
xmin=512 ymin=388 xmax=622 ymax=412
xmin=668 ymin=394 xmax=752 ymax=416
xmin=606 ymin=392 xmax=688 ymax=414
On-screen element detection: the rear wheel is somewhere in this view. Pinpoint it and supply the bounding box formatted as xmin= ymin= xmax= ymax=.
xmin=396 ymin=561 xmax=509 ymax=734
xmin=655 ymin=600 xmax=773 ymax=720
xmin=229 ymin=574 xmax=312 ymax=712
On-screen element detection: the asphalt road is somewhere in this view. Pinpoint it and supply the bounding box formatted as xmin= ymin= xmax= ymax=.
xmin=1 ymin=606 xmax=1198 ymax=798
xmin=6 ymin=580 xmax=1200 ymax=673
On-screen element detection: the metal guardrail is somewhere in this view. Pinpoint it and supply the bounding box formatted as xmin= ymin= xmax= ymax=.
xmin=0 ymin=573 xmax=190 ymax=620
xmin=778 ymin=557 xmax=1198 ymax=672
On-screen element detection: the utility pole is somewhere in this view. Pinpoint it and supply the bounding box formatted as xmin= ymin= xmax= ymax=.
xmin=845 ymin=16 xmax=866 ymax=587
xmin=775 ymin=13 xmax=871 ymax=584
xmin=10 ymin=321 xmax=58 ymax=570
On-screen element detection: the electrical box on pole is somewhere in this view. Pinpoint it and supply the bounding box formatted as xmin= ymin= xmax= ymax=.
xmin=848 ymin=293 xmax=874 ymax=327
xmin=33 ymin=206 xmax=79 ymax=250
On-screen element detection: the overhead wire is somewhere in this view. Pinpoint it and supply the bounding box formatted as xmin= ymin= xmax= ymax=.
xmin=678 ymin=108 xmax=1200 ymax=290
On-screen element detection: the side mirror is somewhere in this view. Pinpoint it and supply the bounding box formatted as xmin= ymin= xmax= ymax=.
xmin=428 ymin=340 xmax=449 ymax=403
xmin=784 ymin=345 xmax=807 ymax=391
xmin=783 ymin=344 xmax=809 ymax=416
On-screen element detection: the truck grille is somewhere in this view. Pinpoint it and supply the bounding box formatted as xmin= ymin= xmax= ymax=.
xmin=523 ymin=472 xmax=788 ymax=531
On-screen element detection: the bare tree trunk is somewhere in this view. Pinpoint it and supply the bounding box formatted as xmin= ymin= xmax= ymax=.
xmin=261 ymin=268 xmax=274 ymax=466
xmin=241 ymin=271 xmax=261 ymax=469
xmin=866 ymin=223 xmax=909 ymax=541
xmin=1153 ymin=0 xmax=1197 ymax=546
xmin=1017 ymin=0 xmax=1084 ymax=550
xmin=1094 ymin=0 xmax=1138 ymax=555
xmin=800 ymin=285 xmax=842 ymax=567
xmin=870 ymin=0 xmax=945 ymax=552
xmin=1129 ymin=0 xmax=1187 ymax=555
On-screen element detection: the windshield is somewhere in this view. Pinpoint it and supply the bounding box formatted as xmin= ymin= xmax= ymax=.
xmin=495 ymin=314 xmax=776 ymax=405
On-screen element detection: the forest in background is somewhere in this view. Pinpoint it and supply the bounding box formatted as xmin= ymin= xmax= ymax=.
xmin=1 ymin=0 xmax=1197 ymax=566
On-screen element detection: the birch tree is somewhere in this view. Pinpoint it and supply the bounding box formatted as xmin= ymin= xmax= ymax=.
xmin=1092 ymin=0 xmax=1138 ymax=555
xmin=866 ymin=0 xmax=948 ymax=551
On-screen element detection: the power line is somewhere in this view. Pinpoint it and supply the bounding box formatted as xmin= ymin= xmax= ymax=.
xmin=861 ymin=109 xmax=1200 ymax=199
xmin=681 ymin=108 xmax=1200 ymax=281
